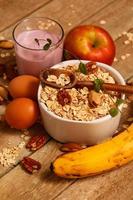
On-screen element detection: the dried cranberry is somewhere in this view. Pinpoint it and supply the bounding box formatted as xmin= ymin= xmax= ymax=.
xmin=57 ymin=89 xmax=71 ymax=106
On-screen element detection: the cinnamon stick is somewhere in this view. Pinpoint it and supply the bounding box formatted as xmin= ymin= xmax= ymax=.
xmin=76 ymin=81 xmax=133 ymax=94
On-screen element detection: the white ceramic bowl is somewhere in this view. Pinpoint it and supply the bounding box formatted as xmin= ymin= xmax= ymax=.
xmin=38 ymin=60 xmax=125 ymax=145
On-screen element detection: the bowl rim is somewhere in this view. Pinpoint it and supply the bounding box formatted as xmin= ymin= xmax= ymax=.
xmin=38 ymin=60 xmax=125 ymax=124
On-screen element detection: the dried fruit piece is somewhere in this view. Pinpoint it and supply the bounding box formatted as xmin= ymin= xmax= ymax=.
xmin=26 ymin=135 xmax=46 ymax=151
xmin=60 ymin=143 xmax=87 ymax=152
xmin=0 ymin=40 xmax=14 ymax=49
xmin=21 ymin=157 xmax=41 ymax=173
xmin=88 ymin=90 xmax=102 ymax=107
xmin=57 ymin=89 xmax=71 ymax=106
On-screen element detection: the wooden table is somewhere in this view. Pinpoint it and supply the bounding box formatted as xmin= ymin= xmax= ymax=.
xmin=0 ymin=0 xmax=133 ymax=199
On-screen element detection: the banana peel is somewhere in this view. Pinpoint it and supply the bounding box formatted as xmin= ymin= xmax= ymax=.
xmin=51 ymin=123 xmax=133 ymax=178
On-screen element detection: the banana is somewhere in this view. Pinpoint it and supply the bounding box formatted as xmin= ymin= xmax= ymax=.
xmin=51 ymin=123 xmax=133 ymax=178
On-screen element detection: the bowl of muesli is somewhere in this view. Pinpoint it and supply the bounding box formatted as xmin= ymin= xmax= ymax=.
xmin=38 ymin=60 xmax=125 ymax=145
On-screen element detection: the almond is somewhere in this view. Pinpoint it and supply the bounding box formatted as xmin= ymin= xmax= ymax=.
xmin=0 ymin=40 xmax=14 ymax=49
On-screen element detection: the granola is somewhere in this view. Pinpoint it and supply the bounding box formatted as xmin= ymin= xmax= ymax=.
xmin=40 ymin=64 xmax=118 ymax=121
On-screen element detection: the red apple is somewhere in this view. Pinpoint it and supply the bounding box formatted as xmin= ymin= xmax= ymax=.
xmin=64 ymin=25 xmax=116 ymax=65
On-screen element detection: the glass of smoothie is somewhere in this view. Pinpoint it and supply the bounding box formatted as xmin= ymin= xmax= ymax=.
xmin=13 ymin=17 xmax=64 ymax=76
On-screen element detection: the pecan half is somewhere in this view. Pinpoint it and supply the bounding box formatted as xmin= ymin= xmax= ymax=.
xmin=0 ymin=40 xmax=14 ymax=49
xmin=86 ymin=62 xmax=98 ymax=74
xmin=21 ymin=157 xmax=41 ymax=173
xmin=57 ymin=89 xmax=71 ymax=106
xmin=60 ymin=143 xmax=87 ymax=152
xmin=26 ymin=135 xmax=46 ymax=151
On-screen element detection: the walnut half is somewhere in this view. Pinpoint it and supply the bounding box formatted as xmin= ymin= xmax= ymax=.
xmin=88 ymin=90 xmax=102 ymax=107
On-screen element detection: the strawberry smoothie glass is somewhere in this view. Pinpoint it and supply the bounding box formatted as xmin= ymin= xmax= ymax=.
xmin=13 ymin=17 xmax=64 ymax=76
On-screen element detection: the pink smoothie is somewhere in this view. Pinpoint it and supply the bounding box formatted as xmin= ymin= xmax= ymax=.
xmin=15 ymin=30 xmax=63 ymax=76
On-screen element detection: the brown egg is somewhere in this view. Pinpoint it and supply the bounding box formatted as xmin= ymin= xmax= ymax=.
xmin=8 ymin=75 xmax=40 ymax=100
xmin=5 ymin=98 xmax=39 ymax=129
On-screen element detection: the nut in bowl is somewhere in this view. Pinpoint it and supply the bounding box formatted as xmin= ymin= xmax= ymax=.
xmin=38 ymin=60 xmax=125 ymax=145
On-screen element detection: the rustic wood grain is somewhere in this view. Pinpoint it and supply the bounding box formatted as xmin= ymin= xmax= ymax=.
xmin=0 ymin=140 xmax=74 ymax=200
xmin=112 ymin=29 xmax=133 ymax=79
xmin=0 ymin=0 xmax=115 ymax=38
xmin=54 ymin=161 xmax=133 ymax=200
xmin=0 ymin=0 xmax=132 ymax=199
xmin=0 ymin=0 xmax=53 ymax=32
xmin=83 ymin=0 xmax=133 ymax=40
xmin=0 ymin=123 xmax=49 ymax=178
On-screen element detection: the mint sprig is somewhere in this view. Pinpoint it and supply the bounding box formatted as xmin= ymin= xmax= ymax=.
xmin=78 ymin=62 xmax=87 ymax=75
xmin=109 ymin=107 xmax=119 ymax=117
xmin=43 ymin=38 xmax=52 ymax=50
xmin=94 ymin=78 xmax=104 ymax=92
xmin=109 ymin=98 xmax=124 ymax=117
xmin=34 ymin=38 xmax=52 ymax=50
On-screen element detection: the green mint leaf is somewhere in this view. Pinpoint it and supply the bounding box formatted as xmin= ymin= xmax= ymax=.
xmin=79 ymin=62 xmax=87 ymax=75
xmin=43 ymin=43 xmax=51 ymax=50
xmin=34 ymin=38 xmax=40 ymax=46
xmin=116 ymin=98 xmax=124 ymax=106
xmin=43 ymin=38 xmax=52 ymax=50
xmin=94 ymin=78 xmax=104 ymax=92
xmin=109 ymin=107 xmax=119 ymax=117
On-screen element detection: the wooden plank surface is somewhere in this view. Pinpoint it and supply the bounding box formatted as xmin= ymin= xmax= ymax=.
xmin=0 ymin=0 xmax=52 ymax=32
xmin=85 ymin=0 xmax=133 ymax=40
xmin=0 ymin=123 xmax=49 ymax=178
xmin=0 ymin=0 xmax=133 ymax=199
xmin=54 ymin=161 xmax=133 ymax=200
xmin=0 ymin=0 xmax=114 ymax=38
